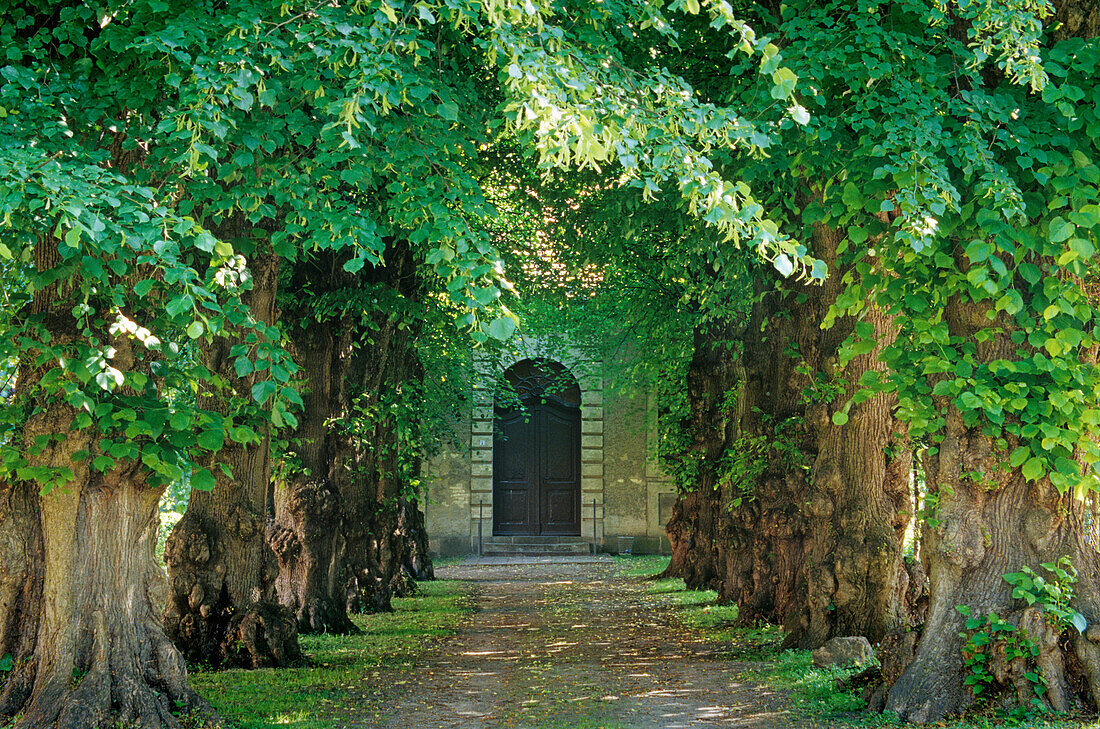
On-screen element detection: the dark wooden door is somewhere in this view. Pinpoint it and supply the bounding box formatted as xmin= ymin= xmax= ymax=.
xmin=493 ymin=400 xmax=581 ymax=535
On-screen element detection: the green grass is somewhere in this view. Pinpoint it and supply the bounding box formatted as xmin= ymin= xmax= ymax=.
xmin=612 ymin=553 xmax=670 ymax=578
xmin=642 ymin=570 xmax=1100 ymax=728
xmin=190 ymin=580 xmax=474 ymax=728
xmin=762 ymin=647 xmax=1100 ymax=728
xmin=427 ymin=554 xmax=467 ymax=569
xmin=643 ymin=575 xmax=785 ymax=660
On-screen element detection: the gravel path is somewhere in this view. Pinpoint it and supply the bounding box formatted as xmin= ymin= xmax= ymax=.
xmin=370 ymin=558 xmax=813 ymax=728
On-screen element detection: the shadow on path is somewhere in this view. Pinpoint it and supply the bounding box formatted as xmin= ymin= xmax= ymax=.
xmin=370 ymin=558 xmax=809 ymax=728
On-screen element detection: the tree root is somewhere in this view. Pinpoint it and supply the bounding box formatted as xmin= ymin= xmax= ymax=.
xmin=296 ymin=597 xmax=359 ymax=636
xmin=3 ymin=610 xmax=218 ymax=729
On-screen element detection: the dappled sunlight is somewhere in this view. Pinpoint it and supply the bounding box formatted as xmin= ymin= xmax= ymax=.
xmin=363 ymin=559 xmax=805 ymax=728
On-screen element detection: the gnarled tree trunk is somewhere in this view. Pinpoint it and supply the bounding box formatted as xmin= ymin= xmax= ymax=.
xmin=883 ymin=415 xmax=1100 ymax=720
xmin=662 ymin=489 xmax=722 ymax=589
xmin=717 ymin=225 xmax=915 ymax=648
xmin=269 ymin=246 xmax=433 ymax=628
xmin=0 ymin=239 xmax=213 ymax=728
xmin=660 ymin=323 xmax=738 ymax=590
xmin=164 ymin=246 xmax=301 ymax=667
xmin=269 ymin=288 xmax=359 ymax=635
xmin=342 ymin=244 xmax=433 ymax=612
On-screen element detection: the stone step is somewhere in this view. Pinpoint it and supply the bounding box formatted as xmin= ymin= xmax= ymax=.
xmin=485 ymin=536 xmax=591 ymax=545
xmin=481 ymin=540 xmax=593 ymax=556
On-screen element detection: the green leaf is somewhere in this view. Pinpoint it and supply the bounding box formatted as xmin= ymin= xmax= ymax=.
xmin=1050 ymin=217 xmax=1074 ymax=243
xmin=252 ymin=381 xmax=277 ymax=404
xmin=1010 ymin=446 xmax=1030 ymax=468
xmin=831 ymin=411 xmax=849 ymax=425
xmin=959 ymin=392 xmax=981 ymax=410
xmin=486 ymin=316 xmax=516 ymax=341
xmin=774 ymin=253 xmax=793 ymax=277
xmin=1018 ymin=263 xmax=1041 ymax=284
xmin=1071 ymin=612 xmax=1088 ymax=634
xmin=437 ymin=101 xmax=459 ymax=121
xmin=1022 ymin=457 xmax=1045 ymax=481
xmin=186 ymin=321 xmax=204 ymax=339
xmin=770 ymin=67 xmax=798 ymax=99
xmin=194 ymin=232 xmax=216 ymax=253
xmin=198 ymin=430 xmax=224 ymax=451
xmin=842 ymin=183 xmax=862 ymax=209
xmin=1069 ymin=237 xmax=1095 ymax=260
xmin=191 ymin=468 xmax=216 ymax=491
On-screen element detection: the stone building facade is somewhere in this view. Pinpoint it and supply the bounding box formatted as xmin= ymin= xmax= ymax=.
xmin=423 ymin=337 xmax=676 ymax=556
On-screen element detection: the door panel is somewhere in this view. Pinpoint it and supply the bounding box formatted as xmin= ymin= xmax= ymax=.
xmin=539 ymin=405 xmax=580 ymax=534
xmin=493 ymin=400 xmax=581 ymax=536
xmin=493 ymin=410 xmax=537 ymax=534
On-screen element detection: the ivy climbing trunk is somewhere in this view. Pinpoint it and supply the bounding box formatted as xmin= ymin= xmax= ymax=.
xmin=341 ymin=243 xmax=433 ymax=613
xmin=164 ymin=244 xmax=301 ymax=667
xmin=716 ymin=224 xmax=915 ymax=648
xmin=877 ymin=7 xmax=1100 ymax=719
xmin=883 ymin=308 xmax=1100 ymax=720
xmin=0 ymin=237 xmax=213 ymax=728
xmin=269 ymin=246 xmax=433 ymax=628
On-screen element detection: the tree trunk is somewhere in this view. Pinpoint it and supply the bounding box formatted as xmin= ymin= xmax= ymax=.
xmin=882 ymin=292 xmax=1100 ymax=720
xmin=341 ymin=245 xmax=430 ymax=612
xmin=662 ymin=489 xmax=722 ymax=589
xmin=270 ymin=246 xmax=433 ymax=626
xmin=269 ymin=300 xmax=359 ymax=635
xmin=400 ymin=498 xmax=435 ymax=582
xmin=164 ymin=247 xmax=301 ymax=667
xmin=659 ymin=322 xmax=736 ymax=589
xmin=717 ymin=225 xmax=915 ymax=648
xmin=0 ymin=466 xmax=44 ymax=716
xmin=0 ymin=239 xmax=213 ymax=728
xmin=884 ymin=416 xmax=1100 ymax=720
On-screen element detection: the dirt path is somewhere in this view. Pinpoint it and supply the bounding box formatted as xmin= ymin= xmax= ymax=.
xmin=370 ymin=558 xmax=811 ymax=729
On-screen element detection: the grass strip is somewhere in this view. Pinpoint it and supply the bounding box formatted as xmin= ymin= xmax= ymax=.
xmin=190 ymin=579 xmax=475 ymax=728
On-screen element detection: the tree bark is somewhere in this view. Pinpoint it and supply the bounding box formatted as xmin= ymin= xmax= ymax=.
xmin=269 ymin=283 xmax=359 ymax=635
xmin=164 ymin=246 xmax=301 ymax=667
xmin=0 ymin=466 xmax=43 ymax=715
xmin=0 ymin=238 xmax=213 ymax=728
xmin=882 ymin=290 xmax=1100 ymax=720
xmin=660 ymin=323 xmax=737 ymax=590
xmin=716 ymin=224 xmax=915 ymax=648
xmin=662 ymin=489 xmax=722 ymax=589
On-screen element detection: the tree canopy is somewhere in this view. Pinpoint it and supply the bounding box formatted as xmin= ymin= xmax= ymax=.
xmin=2 ymin=0 xmax=1099 ymax=725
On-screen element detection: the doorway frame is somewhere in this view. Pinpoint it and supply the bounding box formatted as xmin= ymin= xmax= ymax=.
xmin=468 ymin=351 xmax=604 ymax=547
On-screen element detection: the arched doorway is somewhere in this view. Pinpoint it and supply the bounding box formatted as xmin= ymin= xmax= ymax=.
xmin=494 ymin=359 xmax=581 ymax=535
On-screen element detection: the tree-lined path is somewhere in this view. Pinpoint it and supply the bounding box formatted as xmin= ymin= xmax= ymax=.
xmin=372 ymin=559 xmax=804 ymax=729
